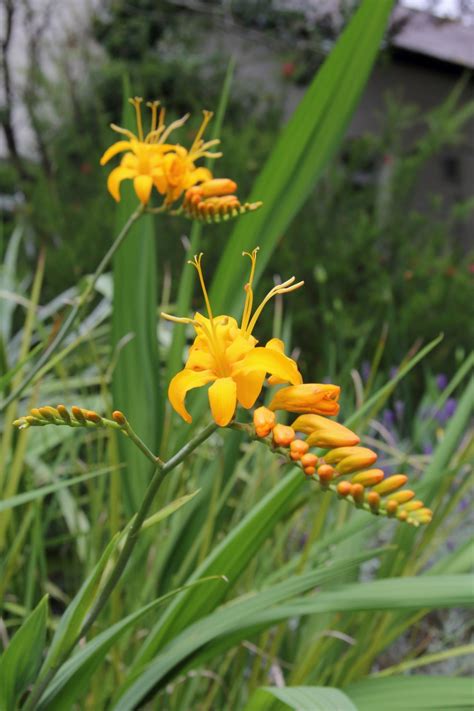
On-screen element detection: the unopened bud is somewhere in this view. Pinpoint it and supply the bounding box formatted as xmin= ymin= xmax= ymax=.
xmin=289 ymin=439 xmax=309 ymax=460
xmin=39 ymin=406 xmax=58 ymax=421
xmin=367 ymin=491 xmax=380 ymax=511
xmin=337 ymin=481 xmax=352 ymax=497
xmin=373 ymin=474 xmax=408 ymax=496
xmin=303 ymin=466 xmax=316 ymax=476
xmin=71 ymin=406 xmax=86 ymax=424
xmin=272 ymin=424 xmax=295 ymax=447
xmin=112 ymin=410 xmax=127 ymax=427
xmin=317 ymin=464 xmax=335 ymax=485
xmin=57 ymin=404 xmax=71 ymax=423
xmin=269 ymin=383 xmax=340 ymax=416
xmin=351 ymin=469 xmax=384 ymax=486
xmin=399 ymin=500 xmax=424 ymax=512
xmin=85 ymin=410 xmax=103 ymax=424
xmin=397 ymin=510 xmax=408 ymax=522
xmin=26 ymin=415 xmax=42 ymax=426
xmin=301 ymin=453 xmax=318 ymax=469
xmin=253 ymin=406 xmax=276 ymax=438
xmin=324 ymin=446 xmax=378 ymax=474
xmin=389 ymin=489 xmax=415 ymax=504
xmin=292 ymin=414 xmax=359 ymax=448
xmin=350 ymin=483 xmax=365 ymax=505
xmin=386 ymin=499 xmax=399 ymax=516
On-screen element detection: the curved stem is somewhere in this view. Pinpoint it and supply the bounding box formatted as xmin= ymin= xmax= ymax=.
xmin=2 ymin=204 xmax=144 ymax=410
xmin=23 ymin=420 xmax=218 ymax=710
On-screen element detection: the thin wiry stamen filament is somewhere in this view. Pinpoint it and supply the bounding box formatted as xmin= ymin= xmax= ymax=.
xmin=161 ymin=313 xmax=196 ymax=325
xmin=129 ymin=97 xmax=144 ymax=141
xmin=190 ymin=110 xmax=213 ymax=154
xmin=241 ymin=248 xmax=259 ymax=333
xmin=246 ymin=277 xmax=304 ymax=335
xmin=159 ymin=113 xmax=190 ymax=144
xmin=110 ymin=123 xmax=136 ymax=140
xmin=146 ymin=100 xmax=160 ymax=133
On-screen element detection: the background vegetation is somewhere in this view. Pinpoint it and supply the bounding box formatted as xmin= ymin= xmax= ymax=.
xmin=0 ymin=0 xmax=472 ymax=709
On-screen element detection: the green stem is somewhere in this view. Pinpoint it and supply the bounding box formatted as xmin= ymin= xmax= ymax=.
xmin=2 ymin=204 xmax=144 ymax=410
xmin=23 ymin=420 xmax=217 ymax=711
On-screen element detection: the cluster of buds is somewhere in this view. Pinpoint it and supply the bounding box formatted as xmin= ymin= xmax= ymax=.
xmin=182 ymin=179 xmax=262 ymax=223
xmin=13 ymin=405 xmax=129 ymax=433
xmin=252 ymin=393 xmax=432 ymax=527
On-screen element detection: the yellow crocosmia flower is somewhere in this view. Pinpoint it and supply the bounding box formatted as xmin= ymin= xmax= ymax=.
xmin=162 ymin=249 xmax=304 ymax=426
xmin=100 ymin=98 xmax=220 ymax=205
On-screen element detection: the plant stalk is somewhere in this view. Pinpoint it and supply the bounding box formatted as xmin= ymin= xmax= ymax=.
xmin=23 ymin=419 xmax=217 ymax=710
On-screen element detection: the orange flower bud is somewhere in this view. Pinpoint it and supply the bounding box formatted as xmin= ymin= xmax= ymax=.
xmin=386 ymin=499 xmax=399 ymax=516
xmin=38 ymin=406 xmax=58 ymax=421
xmin=272 ymin=424 xmax=295 ymax=447
xmin=30 ymin=408 xmax=42 ymax=419
xmin=397 ymin=510 xmax=408 ymax=522
xmin=304 ymin=466 xmax=316 ymax=476
xmin=350 ymin=483 xmax=365 ymax=504
xmin=367 ymin=491 xmax=380 ymax=511
xmin=399 ymin=500 xmax=424 ymax=512
xmin=389 ymin=489 xmax=415 ymax=504
xmin=289 ymin=439 xmax=309 ymax=460
xmin=351 ymin=469 xmax=384 ymax=486
xmin=324 ymin=446 xmax=378 ymax=474
xmin=291 ymin=414 xmax=359 ymax=448
xmin=269 ymin=383 xmax=340 ymax=416
xmin=372 ymin=475 xmax=408 ymax=496
xmin=253 ymin=406 xmax=276 ymax=438
xmin=317 ymin=464 xmax=335 ymax=484
xmin=71 ymin=406 xmax=86 ymax=423
xmin=337 ymin=481 xmax=352 ymax=497
xmin=301 ymin=453 xmax=318 ymax=469
xmin=112 ymin=410 xmax=127 ymax=427
xmin=57 ymin=404 xmax=71 ymax=423
xmin=85 ymin=410 xmax=103 ymax=424
xmin=198 ymin=178 xmax=237 ymax=198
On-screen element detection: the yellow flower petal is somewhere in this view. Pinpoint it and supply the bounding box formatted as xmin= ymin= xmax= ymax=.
xmin=183 ymin=166 xmax=213 ymax=189
xmin=208 ymin=377 xmax=237 ymax=426
xmin=237 ymin=347 xmax=302 ymax=386
xmin=234 ymin=369 xmax=266 ymax=409
xmin=134 ymin=175 xmax=154 ymax=204
xmin=107 ymin=166 xmax=137 ymax=202
xmin=266 ymin=338 xmax=287 ymax=385
xmin=100 ymin=140 xmax=133 ymax=166
xmin=168 ymin=369 xmax=216 ymax=423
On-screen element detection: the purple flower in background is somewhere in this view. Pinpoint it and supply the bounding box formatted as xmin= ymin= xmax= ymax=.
xmin=361 ymin=360 xmax=371 ymax=383
xmin=436 ymin=373 xmax=448 ymax=391
xmin=423 ymin=443 xmax=433 ymax=455
xmin=383 ymin=409 xmax=395 ymax=429
xmin=434 ymin=397 xmax=457 ymax=425
xmin=389 ymin=366 xmax=399 ymax=380
xmin=394 ymin=400 xmax=405 ymax=421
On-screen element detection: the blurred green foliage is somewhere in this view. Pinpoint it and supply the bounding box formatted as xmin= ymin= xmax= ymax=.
xmin=1 ymin=1 xmax=472 ymax=380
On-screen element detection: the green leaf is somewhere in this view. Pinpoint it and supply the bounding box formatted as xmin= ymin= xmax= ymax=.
xmin=209 ymin=0 xmax=394 ymax=314
xmin=115 ymin=549 xmax=386 ymax=709
xmin=243 ymin=686 xmax=358 ymax=711
xmin=142 ymin=490 xmax=200 ymax=530
xmin=0 ymin=595 xmax=48 ymax=711
xmin=0 ymin=466 xmax=117 ymax=512
xmin=36 ymin=577 xmax=225 ymax=711
xmin=111 ymin=76 xmax=161 ymax=513
xmin=346 ymin=675 xmax=474 ymax=710
xmin=131 ymin=467 xmax=305 ymax=669
xmin=39 ymin=533 xmax=120 ymax=674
